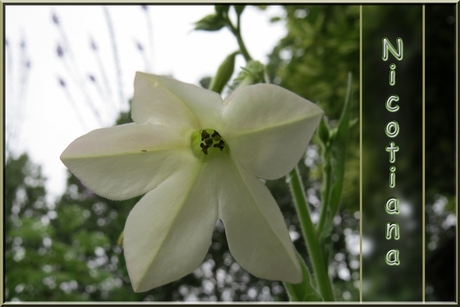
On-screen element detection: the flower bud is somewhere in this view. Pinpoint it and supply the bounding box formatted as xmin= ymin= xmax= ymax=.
xmin=209 ymin=51 xmax=239 ymax=93
xmin=234 ymin=5 xmax=246 ymax=16
xmin=235 ymin=60 xmax=266 ymax=85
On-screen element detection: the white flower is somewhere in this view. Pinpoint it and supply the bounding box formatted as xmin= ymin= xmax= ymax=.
xmin=60 ymin=72 xmax=323 ymax=292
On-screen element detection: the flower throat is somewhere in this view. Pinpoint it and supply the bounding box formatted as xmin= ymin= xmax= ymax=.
xmin=191 ymin=129 xmax=228 ymax=159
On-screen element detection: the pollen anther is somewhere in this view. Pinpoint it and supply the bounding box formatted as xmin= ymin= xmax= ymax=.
xmin=199 ymin=129 xmax=226 ymax=155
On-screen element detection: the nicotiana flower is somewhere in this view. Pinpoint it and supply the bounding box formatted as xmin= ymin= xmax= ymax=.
xmin=60 ymin=72 xmax=323 ymax=292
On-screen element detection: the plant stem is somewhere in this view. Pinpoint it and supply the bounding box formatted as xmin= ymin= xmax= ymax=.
xmin=224 ymin=12 xmax=252 ymax=62
xmin=288 ymin=166 xmax=334 ymax=301
xmin=317 ymin=153 xmax=331 ymax=233
xmin=235 ymin=14 xmax=252 ymax=62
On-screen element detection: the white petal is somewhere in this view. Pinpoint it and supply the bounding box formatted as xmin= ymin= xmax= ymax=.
xmin=132 ymin=72 xmax=224 ymax=130
xmin=220 ymin=84 xmax=323 ymax=180
xmin=60 ymin=123 xmax=195 ymax=200
xmin=123 ymin=162 xmax=219 ymax=292
xmin=217 ymin=156 xmax=302 ymax=283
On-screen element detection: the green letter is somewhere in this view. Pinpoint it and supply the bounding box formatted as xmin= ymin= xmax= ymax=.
xmin=385 ymin=223 xmax=400 ymax=240
xmin=382 ymin=37 xmax=404 ymax=61
xmin=385 ymin=249 xmax=400 ymax=266
xmin=385 ymin=197 xmax=400 ymax=214
xmin=385 ymin=121 xmax=400 ymax=138
xmin=385 ymin=95 xmax=399 ymax=112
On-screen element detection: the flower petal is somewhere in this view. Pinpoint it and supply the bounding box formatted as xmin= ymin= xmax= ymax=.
xmin=123 ymin=162 xmax=218 ymax=292
xmin=133 ymin=72 xmax=224 ymax=130
xmin=60 ymin=123 xmax=195 ymax=200
xmin=217 ymin=156 xmax=302 ymax=283
xmin=220 ymin=84 xmax=323 ymax=180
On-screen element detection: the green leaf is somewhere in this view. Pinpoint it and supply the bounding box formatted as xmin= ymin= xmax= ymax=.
xmin=328 ymin=72 xmax=353 ymax=216
xmin=199 ymin=76 xmax=212 ymax=89
xmin=315 ymin=73 xmax=353 ymax=280
xmin=283 ymin=250 xmax=323 ymax=301
xmin=194 ymin=14 xmax=226 ymax=32
xmin=269 ymin=16 xmax=282 ymax=23
xmin=318 ymin=216 xmax=333 ymax=265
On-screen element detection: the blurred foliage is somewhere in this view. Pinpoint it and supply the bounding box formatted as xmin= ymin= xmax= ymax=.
xmin=266 ymin=6 xmax=360 ymax=301
xmin=266 ymin=6 xmax=359 ymax=120
xmin=5 ymin=152 xmax=142 ymax=301
xmin=4 ymin=5 xmax=362 ymax=302
xmin=266 ymin=5 xmax=360 ymax=215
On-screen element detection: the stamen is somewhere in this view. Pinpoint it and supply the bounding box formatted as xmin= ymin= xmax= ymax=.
xmin=199 ymin=129 xmax=226 ymax=155
xmin=192 ymin=129 xmax=227 ymax=158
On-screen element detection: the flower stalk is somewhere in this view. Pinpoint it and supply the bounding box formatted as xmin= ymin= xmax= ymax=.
xmin=222 ymin=7 xmax=252 ymax=62
xmin=288 ymin=166 xmax=334 ymax=301
xmin=317 ymin=153 xmax=332 ymax=233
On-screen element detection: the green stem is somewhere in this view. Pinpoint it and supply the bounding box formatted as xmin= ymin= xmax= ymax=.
xmin=288 ymin=166 xmax=334 ymax=301
xmin=235 ymin=14 xmax=252 ymax=62
xmin=317 ymin=153 xmax=332 ymax=233
xmin=224 ymin=13 xmax=252 ymax=62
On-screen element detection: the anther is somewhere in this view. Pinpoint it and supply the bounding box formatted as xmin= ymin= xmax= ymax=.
xmin=201 ymin=130 xmax=210 ymax=139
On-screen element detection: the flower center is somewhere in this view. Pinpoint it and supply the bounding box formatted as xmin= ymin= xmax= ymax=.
xmin=191 ymin=129 xmax=228 ymax=159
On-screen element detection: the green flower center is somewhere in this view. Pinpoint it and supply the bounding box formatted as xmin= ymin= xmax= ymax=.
xmin=191 ymin=129 xmax=228 ymax=159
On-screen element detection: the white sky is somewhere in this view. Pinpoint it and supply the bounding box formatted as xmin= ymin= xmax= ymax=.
xmin=5 ymin=5 xmax=287 ymax=201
